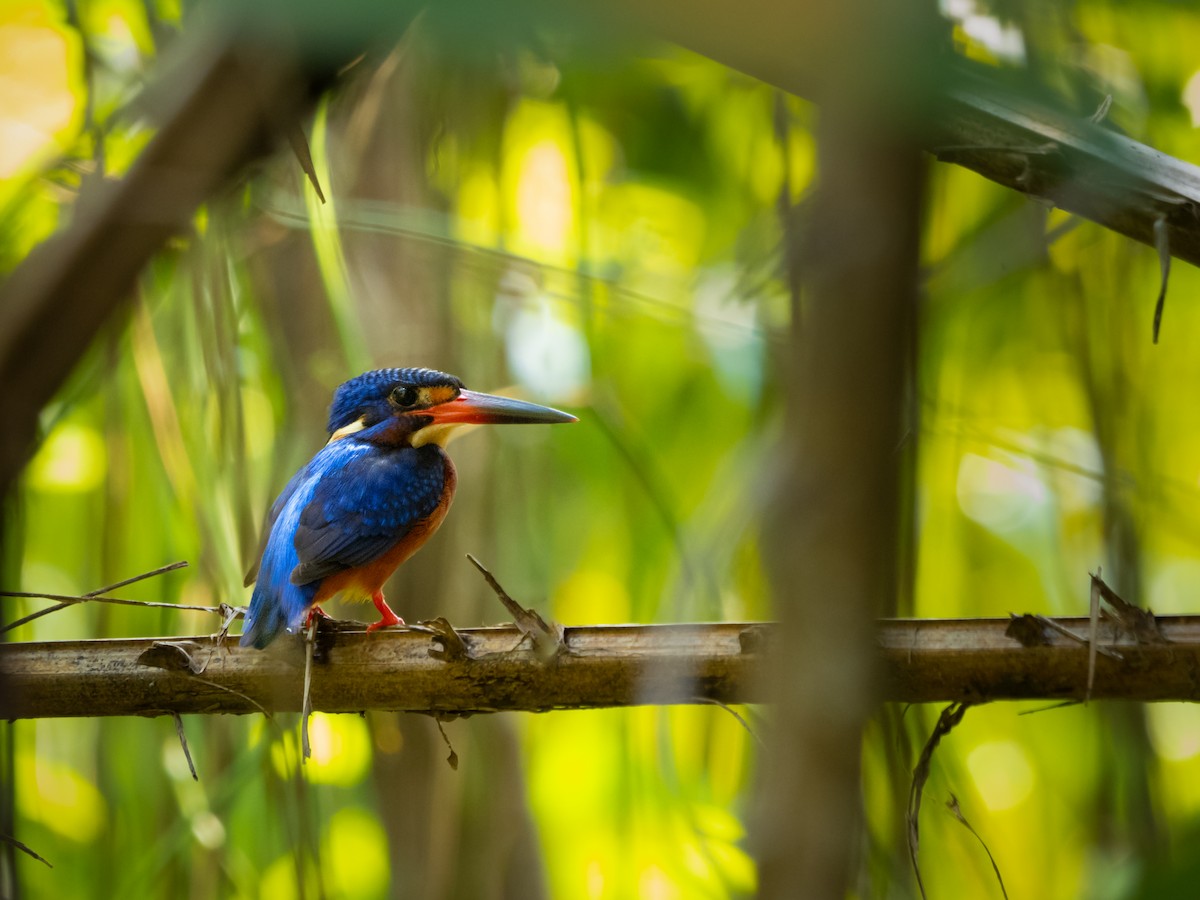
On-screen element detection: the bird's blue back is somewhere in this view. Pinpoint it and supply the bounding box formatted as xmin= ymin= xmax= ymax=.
xmin=240 ymin=436 xmax=446 ymax=649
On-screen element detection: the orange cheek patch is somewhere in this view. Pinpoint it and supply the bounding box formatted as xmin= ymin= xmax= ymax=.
xmin=418 ymin=385 xmax=459 ymax=407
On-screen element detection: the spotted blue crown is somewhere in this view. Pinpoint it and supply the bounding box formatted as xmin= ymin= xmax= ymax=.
xmin=326 ymin=367 xmax=463 ymax=432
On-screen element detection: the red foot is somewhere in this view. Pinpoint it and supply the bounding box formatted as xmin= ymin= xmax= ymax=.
xmin=304 ymin=605 xmax=332 ymax=627
xmin=366 ymin=591 xmax=405 ymax=633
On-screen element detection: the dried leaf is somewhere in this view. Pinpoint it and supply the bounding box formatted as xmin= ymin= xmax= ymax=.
xmin=946 ymin=794 xmax=1008 ymax=899
xmin=908 ymin=702 xmax=970 ymax=899
xmin=0 ymin=833 xmax=52 ymax=868
xmin=1152 ymin=215 xmax=1170 ymax=342
xmin=286 ymin=121 xmax=326 ymax=203
xmin=467 ymin=554 xmax=566 ymax=662
xmin=137 ymin=641 xmax=207 ymax=675
xmin=435 ymin=718 xmax=459 ymax=771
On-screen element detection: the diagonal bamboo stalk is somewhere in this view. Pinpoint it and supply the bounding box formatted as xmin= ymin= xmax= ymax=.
xmin=610 ymin=0 xmax=1200 ymax=269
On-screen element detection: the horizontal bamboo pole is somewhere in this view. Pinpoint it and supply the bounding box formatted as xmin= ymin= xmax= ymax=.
xmin=4 ymin=616 xmax=1200 ymax=719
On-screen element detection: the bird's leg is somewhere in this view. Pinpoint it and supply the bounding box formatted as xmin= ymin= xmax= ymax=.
xmin=303 ymin=606 xmax=332 ymax=627
xmin=367 ymin=591 xmax=405 ymax=632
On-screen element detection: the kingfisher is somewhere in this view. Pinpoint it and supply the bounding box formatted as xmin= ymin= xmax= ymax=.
xmin=240 ymin=367 xmax=576 ymax=649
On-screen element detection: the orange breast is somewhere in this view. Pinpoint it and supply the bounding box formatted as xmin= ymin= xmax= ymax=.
xmin=313 ymin=457 xmax=458 ymax=604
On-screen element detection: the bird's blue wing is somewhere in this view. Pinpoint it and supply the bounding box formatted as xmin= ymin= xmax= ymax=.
xmin=243 ymin=465 xmax=309 ymax=587
xmin=240 ymin=458 xmax=325 ymax=649
xmin=239 ymin=441 xmax=445 ymax=649
xmin=290 ymin=443 xmax=446 ymax=585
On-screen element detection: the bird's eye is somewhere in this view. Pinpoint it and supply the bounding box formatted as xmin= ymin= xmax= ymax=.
xmin=390 ymin=386 xmax=419 ymax=408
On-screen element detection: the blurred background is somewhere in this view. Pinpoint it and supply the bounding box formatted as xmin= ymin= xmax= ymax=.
xmin=4 ymin=0 xmax=1200 ymax=897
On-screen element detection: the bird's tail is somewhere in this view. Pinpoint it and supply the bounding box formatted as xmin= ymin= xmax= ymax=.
xmin=239 ymin=584 xmax=290 ymax=649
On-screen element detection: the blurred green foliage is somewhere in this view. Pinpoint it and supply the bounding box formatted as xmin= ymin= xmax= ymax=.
xmin=4 ymin=0 xmax=1200 ymax=897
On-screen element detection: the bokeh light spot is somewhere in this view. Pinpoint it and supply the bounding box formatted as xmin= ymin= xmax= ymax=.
xmin=1148 ymin=705 xmax=1200 ymax=762
xmin=638 ymin=864 xmax=680 ymax=900
xmin=16 ymin=752 xmax=107 ymax=842
xmin=966 ymin=740 xmax=1034 ymax=811
xmin=0 ymin=5 xmax=79 ymax=177
xmin=304 ymin=712 xmax=372 ymax=786
xmin=502 ymin=291 xmax=591 ymax=403
xmin=1185 ymin=69 xmax=1200 ymax=126
xmin=27 ymin=422 xmax=107 ymax=493
xmin=324 ymin=806 xmax=390 ymax=899
xmin=957 ymin=452 xmax=1047 ymax=534
xmin=517 ymin=140 xmax=573 ymax=255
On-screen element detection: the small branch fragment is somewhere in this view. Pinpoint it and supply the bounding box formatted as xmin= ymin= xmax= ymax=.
xmin=172 ymin=712 xmax=198 ymax=781
xmin=466 ymin=554 xmax=566 ymax=662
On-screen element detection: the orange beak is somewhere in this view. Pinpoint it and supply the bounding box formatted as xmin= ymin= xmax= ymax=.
xmin=410 ymin=390 xmax=577 ymax=448
xmin=426 ymin=390 xmax=578 ymax=426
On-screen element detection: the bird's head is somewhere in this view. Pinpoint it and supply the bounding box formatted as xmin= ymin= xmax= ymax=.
xmin=327 ymin=367 xmax=576 ymax=448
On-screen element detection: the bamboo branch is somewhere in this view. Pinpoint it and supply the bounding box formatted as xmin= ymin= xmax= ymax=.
xmin=608 ymin=0 xmax=1200 ymax=268
xmin=5 ymin=616 xmax=1200 ymax=719
xmin=933 ymin=69 xmax=1200 ymax=270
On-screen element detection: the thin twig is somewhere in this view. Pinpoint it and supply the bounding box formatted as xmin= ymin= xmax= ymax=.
xmin=188 ymin=674 xmax=276 ymax=720
xmin=0 ymin=591 xmax=209 ymax=609
xmin=946 ymin=794 xmax=1008 ymax=899
xmin=211 ymin=603 xmax=242 ymax=649
xmin=1033 ymin=614 xmax=1123 ymax=661
xmin=0 ymin=595 xmax=221 ymax=635
xmin=1018 ymin=700 xmax=1081 ymax=716
xmin=0 ymin=561 xmax=196 ymax=635
xmin=695 ymin=697 xmax=765 ymax=747
xmin=1088 ymin=569 xmax=1101 ymax=700
xmin=301 ymin=615 xmax=317 ymax=761
xmin=84 ymin=560 xmax=190 ymax=595
xmin=172 ymin=712 xmax=198 ymax=781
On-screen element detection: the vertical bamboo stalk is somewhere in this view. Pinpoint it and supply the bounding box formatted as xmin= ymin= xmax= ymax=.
xmin=759 ymin=4 xmax=930 ymax=894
